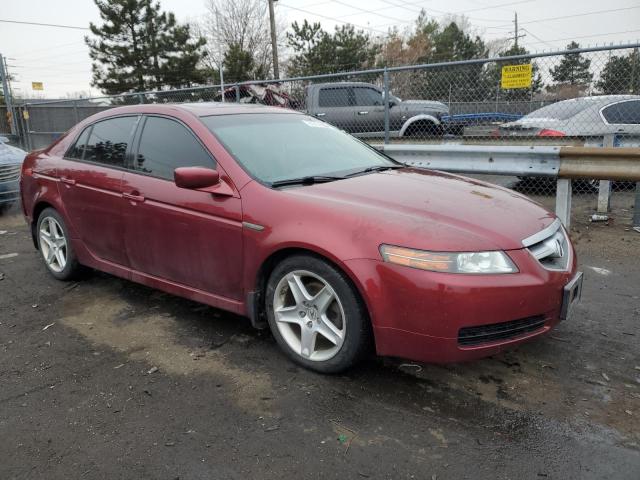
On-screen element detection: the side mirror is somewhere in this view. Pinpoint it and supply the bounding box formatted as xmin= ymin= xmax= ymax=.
xmin=174 ymin=167 xmax=220 ymax=190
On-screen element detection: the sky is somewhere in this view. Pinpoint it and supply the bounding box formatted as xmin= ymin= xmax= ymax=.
xmin=1 ymin=0 xmax=639 ymax=99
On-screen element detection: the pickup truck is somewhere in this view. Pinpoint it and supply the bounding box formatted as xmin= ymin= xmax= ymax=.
xmin=305 ymin=82 xmax=450 ymax=138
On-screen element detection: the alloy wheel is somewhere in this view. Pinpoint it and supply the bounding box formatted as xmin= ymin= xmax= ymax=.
xmin=273 ymin=270 xmax=346 ymax=362
xmin=39 ymin=216 xmax=67 ymax=273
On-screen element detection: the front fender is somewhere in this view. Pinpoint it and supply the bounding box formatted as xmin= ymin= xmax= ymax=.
xmin=399 ymin=114 xmax=441 ymax=137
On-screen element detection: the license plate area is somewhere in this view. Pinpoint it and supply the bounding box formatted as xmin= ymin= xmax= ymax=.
xmin=560 ymin=271 xmax=583 ymax=320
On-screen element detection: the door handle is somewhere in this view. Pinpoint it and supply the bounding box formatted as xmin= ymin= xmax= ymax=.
xmin=60 ymin=177 xmax=76 ymax=186
xmin=123 ymin=192 xmax=145 ymax=202
xmin=357 ymin=111 xmax=369 ymax=115
xmin=315 ymin=113 xmax=326 ymax=117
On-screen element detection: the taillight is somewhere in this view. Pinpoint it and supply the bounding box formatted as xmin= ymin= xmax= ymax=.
xmin=538 ymin=129 xmax=565 ymax=137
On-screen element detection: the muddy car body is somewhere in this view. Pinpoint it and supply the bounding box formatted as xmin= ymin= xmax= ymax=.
xmin=20 ymin=103 xmax=582 ymax=372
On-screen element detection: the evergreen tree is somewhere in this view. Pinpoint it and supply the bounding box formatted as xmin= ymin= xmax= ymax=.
xmin=596 ymin=49 xmax=640 ymax=94
xmin=86 ymin=0 xmax=206 ymax=94
xmin=550 ymin=41 xmax=593 ymax=86
xmin=286 ymin=21 xmax=378 ymax=77
xmin=223 ymin=44 xmax=255 ymax=83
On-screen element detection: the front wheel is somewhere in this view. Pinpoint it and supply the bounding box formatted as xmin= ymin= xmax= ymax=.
xmin=265 ymin=255 xmax=371 ymax=373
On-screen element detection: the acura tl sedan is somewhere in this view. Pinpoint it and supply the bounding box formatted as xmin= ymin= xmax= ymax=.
xmin=20 ymin=103 xmax=583 ymax=373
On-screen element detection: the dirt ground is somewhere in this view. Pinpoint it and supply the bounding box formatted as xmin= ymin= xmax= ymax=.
xmin=1 ymin=198 xmax=639 ymax=480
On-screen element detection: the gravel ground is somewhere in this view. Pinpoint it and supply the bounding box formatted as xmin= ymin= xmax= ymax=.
xmin=1 ymin=200 xmax=639 ymax=480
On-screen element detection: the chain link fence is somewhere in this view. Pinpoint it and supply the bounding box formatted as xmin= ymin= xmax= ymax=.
xmin=9 ymin=43 xmax=640 ymax=222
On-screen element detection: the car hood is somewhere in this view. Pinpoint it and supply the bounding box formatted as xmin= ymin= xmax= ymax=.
xmin=399 ymin=100 xmax=449 ymax=113
xmin=0 ymin=141 xmax=27 ymax=166
xmin=286 ymin=168 xmax=554 ymax=252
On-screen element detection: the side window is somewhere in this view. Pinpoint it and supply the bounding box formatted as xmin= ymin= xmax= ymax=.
xmin=84 ymin=116 xmax=137 ymax=167
xmin=134 ymin=117 xmax=215 ymax=180
xmin=66 ymin=127 xmax=91 ymax=159
xmin=354 ymin=87 xmax=383 ymax=106
xmin=318 ymin=87 xmax=352 ymax=108
xmin=602 ymin=100 xmax=640 ymax=124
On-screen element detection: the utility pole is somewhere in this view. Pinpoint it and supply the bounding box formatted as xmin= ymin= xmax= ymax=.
xmin=512 ymin=12 xmax=526 ymax=49
xmin=268 ymin=0 xmax=280 ymax=79
xmin=0 ymin=53 xmax=17 ymax=135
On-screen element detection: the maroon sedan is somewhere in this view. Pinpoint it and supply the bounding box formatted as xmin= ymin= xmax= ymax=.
xmin=20 ymin=103 xmax=583 ymax=373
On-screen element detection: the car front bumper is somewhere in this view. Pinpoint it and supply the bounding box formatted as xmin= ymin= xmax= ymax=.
xmin=345 ymin=247 xmax=580 ymax=363
xmin=0 ymin=178 xmax=20 ymax=205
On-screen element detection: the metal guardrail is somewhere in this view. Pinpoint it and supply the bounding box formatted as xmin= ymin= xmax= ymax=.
xmin=375 ymin=143 xmax=640 ymax=228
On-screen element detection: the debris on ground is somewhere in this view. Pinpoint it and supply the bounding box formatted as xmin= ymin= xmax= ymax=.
xmin=602 ymin=372 xmax=610 ymax=382
xmin=0 ymin=252 xmax=18 ymax=260
xmin=42 ymin=322 xmax=55 ymax=331
xmin=399 ymin=363 xmax=423 ymax=372
xmin=147 ymin=366 xmax=158 ymax=374
xmin=590 ymin=214 xmax=609 ymax=222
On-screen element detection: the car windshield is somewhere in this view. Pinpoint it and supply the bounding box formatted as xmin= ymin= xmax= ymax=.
xmin=522 ymin=100 xmax=593 ymax=121
xmin=201 ymin=113 xmax=396 ymax=184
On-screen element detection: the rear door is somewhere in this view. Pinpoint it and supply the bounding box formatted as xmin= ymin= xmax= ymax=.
xmin=57 ymin=116 xmax=139 ymax=266
xmin=121 ymin=115 xmax=243 ymax=299
xmin=313 ymin=86 xmax=355 ymax=131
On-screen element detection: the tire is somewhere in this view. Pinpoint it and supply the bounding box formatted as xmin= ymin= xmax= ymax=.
xmin=404 ymin=121 xmax=441 ymax=138
xmin=36 ymin=207 xmax=84 ymax=281
xmin=265 ymin=254 xmax=371 ymax=373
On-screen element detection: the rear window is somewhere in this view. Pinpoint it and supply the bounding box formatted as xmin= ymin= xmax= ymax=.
xmin=601 ymin=100 xmax=640 ymax=124
xmin=523 ymin=100 xmax=592 ymax=121
xmin=84 ymin=116 xmax=138 ymax=167
xmin=318 ymin=87 xmax=352 ymax=108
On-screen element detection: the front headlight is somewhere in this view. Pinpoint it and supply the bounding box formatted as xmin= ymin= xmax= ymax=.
xmin=379 ymin=245 xmax=518 ymax=274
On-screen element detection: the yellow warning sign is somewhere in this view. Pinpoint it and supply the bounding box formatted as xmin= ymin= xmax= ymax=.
xmin=31 ymin=82 xmax=44 ymax=91
xmin=501 ymin=64 xmax=532 ymax=89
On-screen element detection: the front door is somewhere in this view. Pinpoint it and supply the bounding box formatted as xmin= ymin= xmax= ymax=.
xmin=121 ymin=115 xmax=243 ymax=300
xmin=57 ymin=116 xmax=139 ymax=266
xmin=352 ymin=86 xmax=386 ymax=135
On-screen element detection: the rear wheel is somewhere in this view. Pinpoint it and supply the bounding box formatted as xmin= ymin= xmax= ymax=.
xmin=36 ymin=208 xmax=84 ymax=280
xmin=265 ymin=255 xmax=370 ymax=373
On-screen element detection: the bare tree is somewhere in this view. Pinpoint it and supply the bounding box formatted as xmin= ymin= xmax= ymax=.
xmin=199 ymin=0 xmax=284 ymax=79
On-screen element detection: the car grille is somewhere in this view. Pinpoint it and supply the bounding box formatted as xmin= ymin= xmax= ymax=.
xmin=458 ymin=315 xmax=546 ymax=346
xmin=522 ymin=219 xmax=570 ymax=271
xmin=0 ymin=164 xmax=21 ymax=182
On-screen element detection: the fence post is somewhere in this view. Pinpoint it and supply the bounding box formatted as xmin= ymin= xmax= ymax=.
xmin=235 ymin=84 xmax=240 ymax=103
xmin=555 ymin=178 xmax=572 ymax=228
xmin=597 ymin=134 xmax=614 ymax=213
xmin=634 ymin=182 xmax=640 ymax=230
xmin=383 ymin=68 xmax=390 ymax=145
xmin=137 ymin=93 xmax=144 ymax=104
xmin=72 ymin=100 xmax=80 ymax=124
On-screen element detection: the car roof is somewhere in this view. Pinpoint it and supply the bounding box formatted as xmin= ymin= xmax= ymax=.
xmin=91 ymin=102 xmax=302 ymax=119
xmin=311 ymin=82 xmax=379 ymax=89
xmin=177 ymin=102 xmax=302 ymax=116
xmin=555 ymin=95 xmax=640 ymax=107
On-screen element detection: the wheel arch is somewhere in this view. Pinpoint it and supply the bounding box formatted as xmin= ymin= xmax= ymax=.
xmin=399 ymin=114 xmax=440 ymax=137
xmin=247 ymin=246 xmax=372 ymax=331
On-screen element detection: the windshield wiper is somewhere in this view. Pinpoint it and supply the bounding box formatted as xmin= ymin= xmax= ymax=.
xmin=270 ymin=175 xmax=345 ymax=188
xmin=345 ymin=164 xmax=405 ymax=177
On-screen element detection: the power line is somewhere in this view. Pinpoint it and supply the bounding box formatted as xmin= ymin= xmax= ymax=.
xmin=521 ymin=29 xmax=640 ymax=47
xmin=277 ymin=3 xmax=389 ymax=34
xmin=491 ymin=6 xmax=640 ymax=29
xmin=0 ymin=19 xmax=90 ymax=30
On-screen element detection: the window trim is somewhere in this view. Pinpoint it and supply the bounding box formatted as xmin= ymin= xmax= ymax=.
xmin=599 ymin=99 xmax=640 ymax=126
xmin=63 ymin=114 xmax=141 ymax=172
xmin=128 ymin=114 xmax=217 ymax=182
